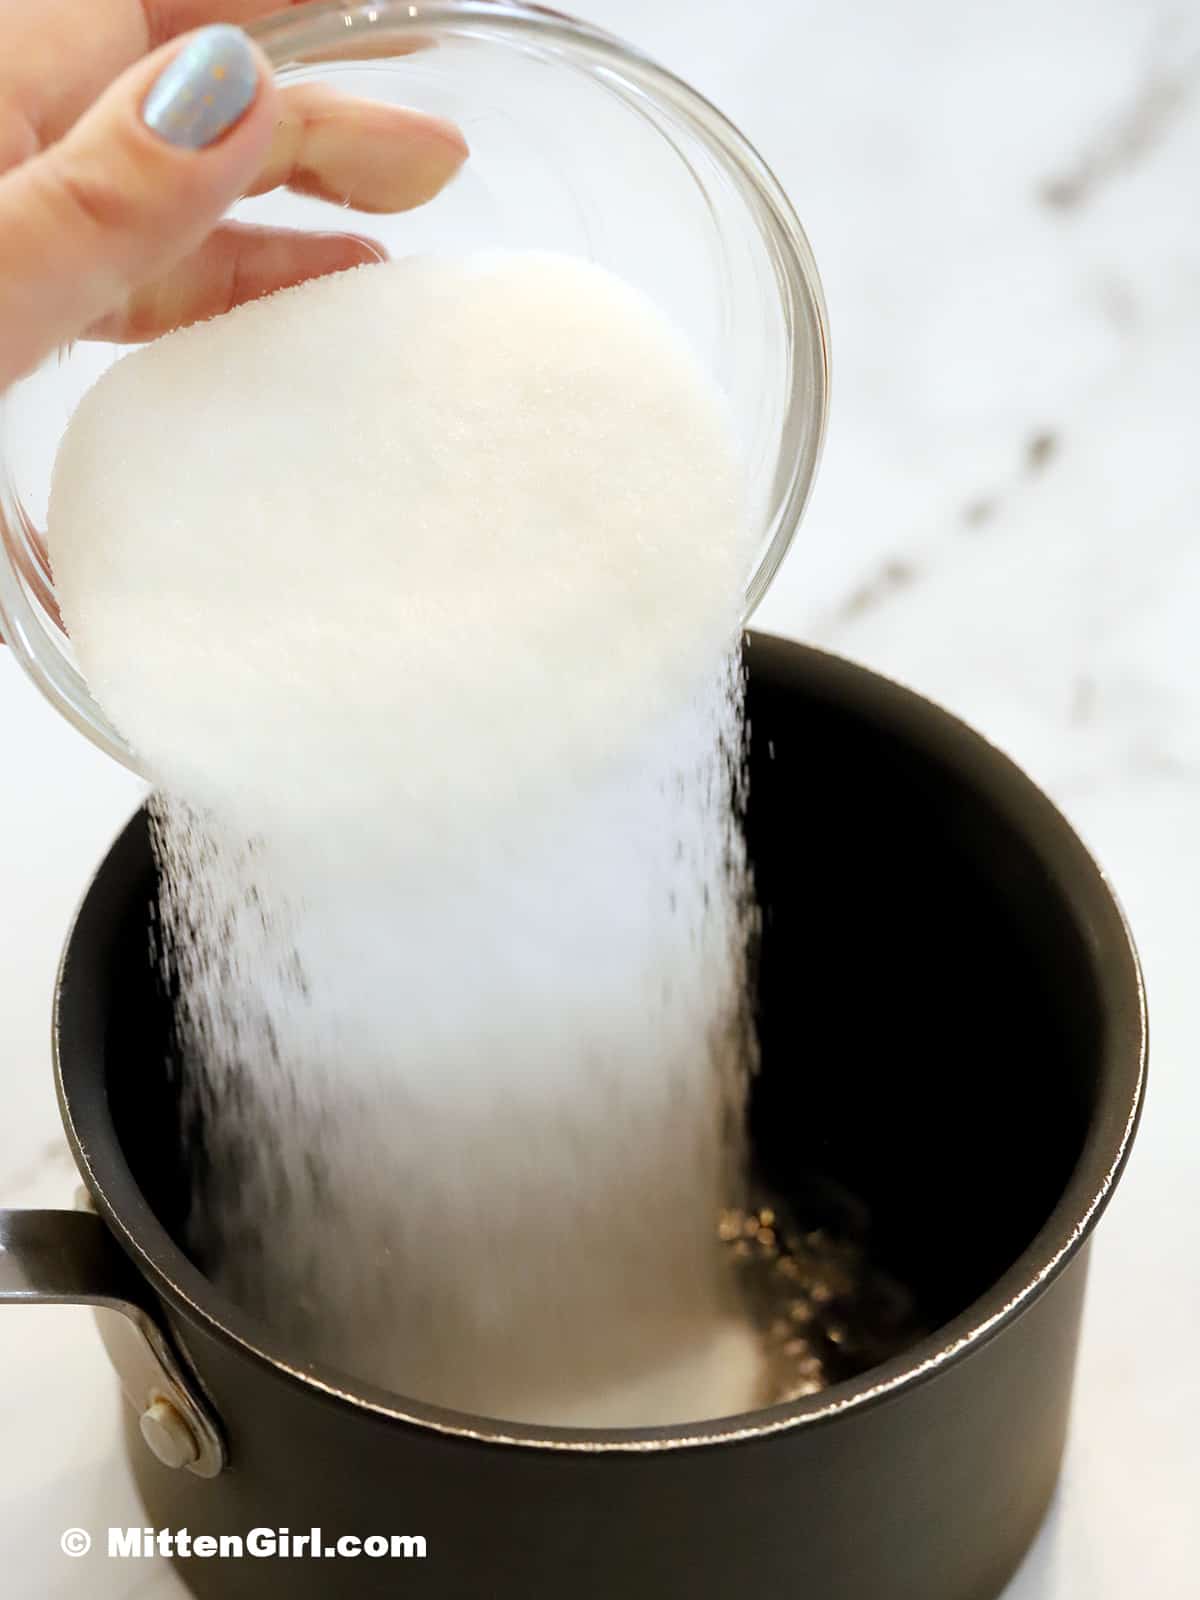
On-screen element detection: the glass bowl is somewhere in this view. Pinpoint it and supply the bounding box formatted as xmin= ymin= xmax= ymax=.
xmin=0 ymin=0 xmax=829 ymax=772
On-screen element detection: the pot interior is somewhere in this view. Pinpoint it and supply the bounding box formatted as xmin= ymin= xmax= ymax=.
xmin=75 ymin=638 xmax=1109 ymax=1401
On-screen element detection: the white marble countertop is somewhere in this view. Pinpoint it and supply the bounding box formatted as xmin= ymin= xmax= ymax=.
xmin=1 ymin=0 xmax=1197 ymax=1593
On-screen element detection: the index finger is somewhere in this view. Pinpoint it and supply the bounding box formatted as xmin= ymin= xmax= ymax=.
xmin=246 ymin=84 xmax=468 ymax=213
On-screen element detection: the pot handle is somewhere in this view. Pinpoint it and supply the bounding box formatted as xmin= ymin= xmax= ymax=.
xmin=0 ymin=1206 xmax=225 ymax=1477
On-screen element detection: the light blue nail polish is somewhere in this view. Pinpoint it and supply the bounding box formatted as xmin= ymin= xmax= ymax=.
xmin=142 ymin=24 xmax=259 ymax=150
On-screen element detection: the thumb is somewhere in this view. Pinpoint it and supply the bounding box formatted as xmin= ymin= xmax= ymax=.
xmin=0 ymin=25 xmax=277 ymax=390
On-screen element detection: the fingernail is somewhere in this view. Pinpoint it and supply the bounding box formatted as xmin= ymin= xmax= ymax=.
xmin=143 ymin=24 xmax=260 ymax=150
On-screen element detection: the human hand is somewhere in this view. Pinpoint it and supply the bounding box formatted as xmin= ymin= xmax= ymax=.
xmin=0 ymin=1 xmax=468 ymax=391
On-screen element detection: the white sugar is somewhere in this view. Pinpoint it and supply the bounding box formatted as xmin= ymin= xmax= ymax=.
xmin=50 ymin=252 xmax=749 ymax=854
xmin=51 ymin=251 xmax=764 ymax=1425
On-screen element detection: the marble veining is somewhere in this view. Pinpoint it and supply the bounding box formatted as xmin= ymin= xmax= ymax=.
xmin=1038 ymin=44 xmax=1200 ymax=211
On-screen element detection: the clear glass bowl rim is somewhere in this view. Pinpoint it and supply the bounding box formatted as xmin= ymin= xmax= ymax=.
xmin=0 ymin=0 xmax=830 ymax=772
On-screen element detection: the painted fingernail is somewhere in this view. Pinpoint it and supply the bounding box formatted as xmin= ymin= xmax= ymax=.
xmin=142 ymin=25 xmax=260 ymax=150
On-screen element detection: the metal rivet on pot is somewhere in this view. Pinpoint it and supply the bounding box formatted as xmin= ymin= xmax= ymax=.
xmin=139 ymin=1397 xmax=200 ymax=1470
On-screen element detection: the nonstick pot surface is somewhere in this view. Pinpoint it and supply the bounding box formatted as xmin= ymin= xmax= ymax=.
xmin=55 ymin=634 xmax=1145 ymax=1446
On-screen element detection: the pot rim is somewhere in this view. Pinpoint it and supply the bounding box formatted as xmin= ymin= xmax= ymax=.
xmin=54 ymin=636 xmax=1147 ymax=1453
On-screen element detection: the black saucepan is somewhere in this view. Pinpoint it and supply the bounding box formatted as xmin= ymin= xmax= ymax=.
xmin=0 ymin=635 xmax=1146 ymax=1598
